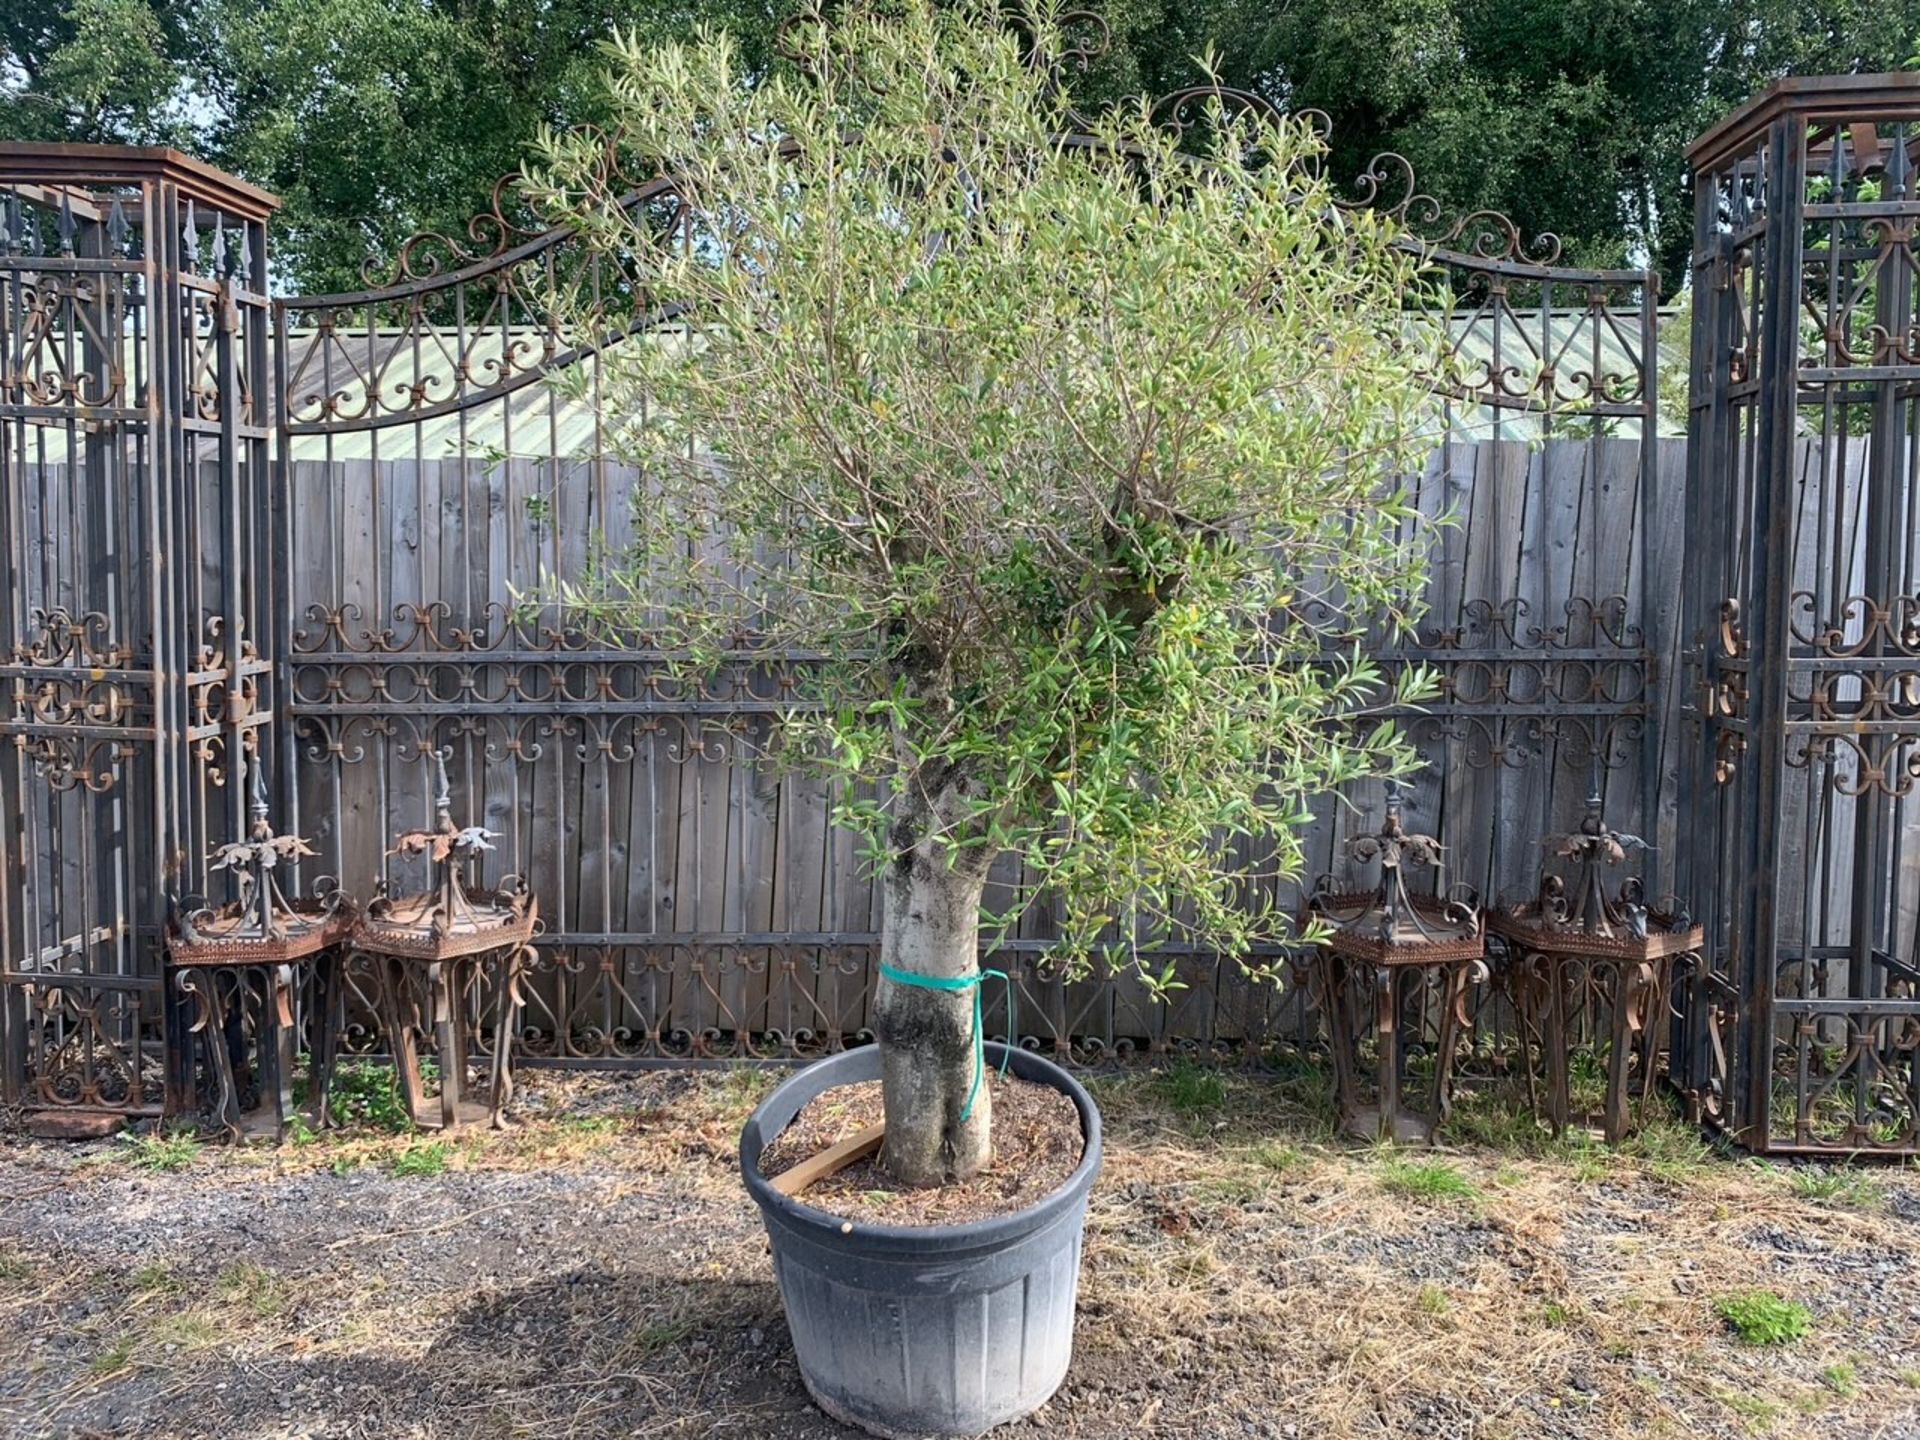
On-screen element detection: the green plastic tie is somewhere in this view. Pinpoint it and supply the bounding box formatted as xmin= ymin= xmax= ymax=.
xmin=876 ymin=963 xmax=1012 ymax=1122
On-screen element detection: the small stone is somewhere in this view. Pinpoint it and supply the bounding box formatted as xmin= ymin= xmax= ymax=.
xmin=840 ymin=1221 xmax=853 ymax=1235
xmin=27 ymin=1112 xmax=125 ymax=1140
xmin=748 ymin=1328 xmax=764 ymax=1347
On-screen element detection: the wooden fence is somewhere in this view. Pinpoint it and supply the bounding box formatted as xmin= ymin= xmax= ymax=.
xmin=273 ymin=433 xmax=1693 ymax=1064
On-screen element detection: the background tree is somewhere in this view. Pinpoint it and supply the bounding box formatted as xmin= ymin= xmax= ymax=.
xmin=526 ymin=0 xmax=1440 ymax=1185
xmin=4 ymin=0 xmax=1912 ymax=291
xmin=0 ymin=0 xmax=193 ymax=145
xmin=193 ymin=0 xmax=787 ymax=291
xmin=1078 ymin=0 xmax=1920 ymax=282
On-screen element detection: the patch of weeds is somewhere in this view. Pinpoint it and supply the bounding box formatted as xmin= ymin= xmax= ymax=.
xmin=0 ymin=1249 xmax=30 ymax=1284
xmin=325 ymin=1061 xmax=416 ymax=1133
xmin=391 ymin=1141 xmax=449 ymax=1178
xmin=1897 ymin=1368 xmax=1920 ymax=1389
xmin=130 ymin=1262 xmax=181 ymax=1296
xmin=1189 ymin=1173 xmax=1262 ymax=1204
xmin=1567 ymin=1048 xmax=1610 ymax=1114
xmin=635 ymin=1319 xmax=693 ymax=1353
xmin=1622 ymin=1119 xmax=1713 ymax=1184
xmin=1077 ymin=1072 xmax=1129 ymax=1106
xmin=1538 ymin=1300 xmax=1574 ymax=1328
xmin=1263 ymin=1055 xmax=1341 ymax=1140
xmin=329 ymin=1151 xmax=362 ymax=1177
xmin=1378 ymin=1156 xmax=1477 ymax=1205
xmin=1819 ymin=1361 xmax=1858 ymax=1398
xmin=1157 ymin=1061 xmax=1228 ymax=1128
xmin=556 ymin=1114 xmax=622 ymax=1139
xmin=1414 ymin=1283 xmax=1450 ymax=1317
xmin=284 ymin=1115 xmax=319 ymax=1148
xmin=215 ymin=1262 xmax=284 ymax=1318
xmin=721 ymin=1066 xmax=779 ymax=1108
xmin=1244 ymin=1140 xmax=1305 ymax=1174
xmin=1868 ymin=1116 xmax=1907 ymax=1146
xmin=1788 ymin=1168 xmax=1883 ymax=1211
xmin=1714 ymin=1290 xmax=1813 ymax=1346
xmin=119 ymin=1130 xmax=200 ymax=1173
xmin=1569 ymin=1147 xmax=1614 ymax=1184
xmin=89 ymin=1338 xmax=135 ymax=1376
xmin=150 ymin=1311 xmax=223 ymax=1352
xmin=1442 ymin=1080 xmax=1566 ymax=1157
xmin=1168 ymin=1243 xmax=1221 ymax=1284
xmin=1492 ymin=1165 xmax=1527 ymax=1188
xmin=1715 ymin=1387 xmax=1786 ymax=1431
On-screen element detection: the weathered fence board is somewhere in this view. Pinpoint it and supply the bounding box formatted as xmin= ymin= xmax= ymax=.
xmin=256 ymin=433 xmax=1686 ymax=1063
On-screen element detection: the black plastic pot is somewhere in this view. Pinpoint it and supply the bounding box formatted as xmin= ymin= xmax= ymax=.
xmin=740 ymin=1043 xmax=1103 ymax=1439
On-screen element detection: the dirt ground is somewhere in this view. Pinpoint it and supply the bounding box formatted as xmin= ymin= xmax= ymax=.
xmin=4 ymin=1062 xmax=1919 ymax=1440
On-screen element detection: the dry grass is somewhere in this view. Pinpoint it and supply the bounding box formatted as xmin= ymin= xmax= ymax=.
xmin=3 ymin=1063 xmax=1918 ymax=1439
xmin=1065 ymin=1071 xmax=1920 ymax=1439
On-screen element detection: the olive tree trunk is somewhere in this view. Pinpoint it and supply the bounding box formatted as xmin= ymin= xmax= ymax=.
xmin=873 ymin=825 xmax=993 ymax=1187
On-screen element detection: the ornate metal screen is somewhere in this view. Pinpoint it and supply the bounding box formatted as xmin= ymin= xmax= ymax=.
xmin=1679 ymin=74 xmax=1920 ymax=1155
xmin=1 ymin=103 xmax=1667 ymax=1116
xmin=268 ymin=112 xmax=1664 ymax=1073
xmin=0 ymin=145 xmax=275 ymax=1119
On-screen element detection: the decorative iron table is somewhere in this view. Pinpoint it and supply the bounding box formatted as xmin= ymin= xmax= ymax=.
xmin=165 ymin=759 xmax=353 ymax=1141
xmin=1489 ymin=787 xmax=1701 ymax=1144
xmin=315 ymin=752 xmax=537 ymax=1131
xmin=1304 ymin=785 xmax=1487 ymax=1143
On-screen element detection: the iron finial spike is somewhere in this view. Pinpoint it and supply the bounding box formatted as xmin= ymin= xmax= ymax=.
xmin=56 ymin=191 xmax=76 ymax=254
xmin=106 ymin=196 xmax=129 ymax=255
xmin=1582 ymin=759 xmax=1605 ymax=834
xmin=248 ymin=746 xmax=272 ymax=836
xmin=182 ymin=199 xmax=199 ymax=269
xmin=432 ymin=747 xmax=453 ymax=828
xmin=1 ymin=194 xmax=18 ymax=256
xmin=211 ymin=211 xmax=228 ymax=276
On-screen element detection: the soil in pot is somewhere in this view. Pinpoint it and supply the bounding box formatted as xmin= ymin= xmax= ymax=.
xmin=759 ymin=1073 xmax=1083 ymax=1226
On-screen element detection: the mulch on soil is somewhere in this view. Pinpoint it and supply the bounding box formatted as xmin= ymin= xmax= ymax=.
xmin=758 ymin=1074 xmax=1084 ymax=1225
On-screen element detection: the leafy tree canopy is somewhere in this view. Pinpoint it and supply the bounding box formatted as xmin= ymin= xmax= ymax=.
xmin=521 ymin=0 xmax=1446 ymax=1177
xmin=525 ymin=0 xmax=1442 ymax=979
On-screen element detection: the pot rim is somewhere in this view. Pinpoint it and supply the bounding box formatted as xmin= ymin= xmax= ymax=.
xmin=739 ymin=1042 xmax=1103 ymax=1250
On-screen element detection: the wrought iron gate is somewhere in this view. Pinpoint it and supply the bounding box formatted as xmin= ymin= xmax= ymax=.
xmin=1 ymin=115 xmax=1666 ymax=1114
xmin=1679 ymin=75 xmax=1920 ymax=1155
xmin=0 ymin=145 xmax=275 ymax=1120
xmin=265 ymin=130 xmax=1665 ymax=1072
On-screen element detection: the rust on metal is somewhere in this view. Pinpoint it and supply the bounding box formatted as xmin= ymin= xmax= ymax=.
xmin=1304 ymin=784 xmax=1487 ymax=1143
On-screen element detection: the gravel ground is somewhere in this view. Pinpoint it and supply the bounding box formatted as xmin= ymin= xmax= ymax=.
xmin=3 ymin=1064 xmax=1919 ymax=1439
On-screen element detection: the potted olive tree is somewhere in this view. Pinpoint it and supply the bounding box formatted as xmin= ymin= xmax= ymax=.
xmin=530 ymin=2 xmax=1438 ymax=1433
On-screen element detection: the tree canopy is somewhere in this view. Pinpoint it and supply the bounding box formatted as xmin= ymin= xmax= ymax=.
xmin=4 ymin=0 xmax=1915 ymax=292
xmin=523 ymin=0 xmax=1445 ymax=1178
xmin=527 ymin=0 xmax=1443 ymax=980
